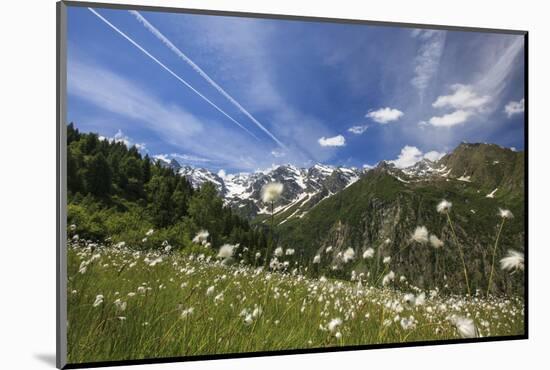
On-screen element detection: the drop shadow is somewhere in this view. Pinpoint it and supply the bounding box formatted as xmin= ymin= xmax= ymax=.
xmin=34 ymin=353 xmax=57 ymax=367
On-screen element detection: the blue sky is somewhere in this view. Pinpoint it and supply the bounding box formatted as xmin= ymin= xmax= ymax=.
xmin=67 ymin=6 xmax=525 ymax=173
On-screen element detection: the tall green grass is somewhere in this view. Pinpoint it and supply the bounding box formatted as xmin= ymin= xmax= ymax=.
xmin=67 ymin=242 xmax=524 ymax=364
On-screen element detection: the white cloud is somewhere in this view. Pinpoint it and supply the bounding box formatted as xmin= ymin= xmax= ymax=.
xmin=391 ymin=146 xmax=423 ymax=168
xmin=390 ymin=145 xmax=446 ymax=168
xmin=153 ymin=154 xmax=170 ymax=163
xmin=99 ymin=129 xmax=147 ymax=151
xmin=411 ymin=29 xmax=446 ymax=98
xmin=432 ymin=84 xmax=491 ymax=110
xmin=504 ymin=98 xmax=524 ymax=117
xmin=366 ymin=107 xmax=404 ymax=124
xmin=362 ymin=163 xmax=374 ymax=170
xmin=423 ymin=150 xmax=446 ymax=162
xmin=417 ymin=37 xmax=523 ymax=135
xmin=318 ymin=135 xmax=346 ymax=147
xmin=428 ymin=110 xmax=472 ymax=127
xmin=347 ymin=125 xmax=368 ymax=134
xmin=427 ymin=84 xmax=490 ymax=127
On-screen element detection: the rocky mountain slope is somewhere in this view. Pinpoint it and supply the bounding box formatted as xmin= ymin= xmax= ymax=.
xmin=273 ymin=143 xmax=525 ymax=295
xmin=156 ymin=159 xmax=362 ymax=220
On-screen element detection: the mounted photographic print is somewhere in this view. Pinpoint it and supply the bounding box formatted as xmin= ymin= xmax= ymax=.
xmin=57 ymin=1 xmax=527 ymax=368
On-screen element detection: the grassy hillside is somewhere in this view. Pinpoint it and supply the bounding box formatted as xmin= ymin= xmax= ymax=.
xmin=67 ymin=237 xmax=524 ymax=364
xmin=275 ymin=144 xmax=525 ymax=295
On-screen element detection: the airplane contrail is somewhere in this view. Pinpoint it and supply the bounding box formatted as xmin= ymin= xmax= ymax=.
xmin=129 ymin=10 xmax=287 ymax=149
xmin=87 ymin=8 xmax=259 ymax=140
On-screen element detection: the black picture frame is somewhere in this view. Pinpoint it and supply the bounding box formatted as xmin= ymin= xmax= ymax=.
xmin=57 ymin=1 xmax=528 ymax=368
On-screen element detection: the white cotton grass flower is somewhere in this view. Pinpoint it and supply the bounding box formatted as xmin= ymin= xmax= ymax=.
xmin=437 ymin=199 xmax=453 ymax=213
xmin=325 ymin=246 xmax=333 ymax=253
xmin=206 ymin=286 xmax=215 ymax=296
xmin=255 ymin=252 xmax=261 ymax=259
xmin=412 ymin=226 xmax=429 ymax=244
xmin=498 ymin=208 xmax=514 ymax=219
xmin=382 ymin=271 xmax=395 ymax=286
xmin=274 ymin=247 xmax=284 ymax=257
xmin=93 ymin=294 xmax=104 ymax=307
xmin=383 ymin=256 xmax=391 ymax=264
xmin=252 ymin=306 xmax=263 ymax=318
xmin=400 ymin=316 xmax=417 ymax=330
xmin=327 ymin=318 xmax=342 ymax=333
xmin=313 ymin=255 xmax=321 ymax=264
xmin=449 ymin=315 xmax=478 ymax=338
xmin=78 ymin=261 xmax=88 ymax=274
xmin=217 ymin=244 xmax=235 ymax=259
xmin=415 ymin=292 xmax=426 ymax=306
xmin=500 ymin=250 xmax=524 ymax=272
xmin=192 ymin=230 xmax=210 ymax=245
xmin=261 ymin=182 xmax=284 ymax=203
xmin=403 ymin=293 xmax=416 ymax=306
xmin=429 ymin=234 xmax=444 ymax=249
xmin=285 ymin=248 xmax=295 ymax=256
xmin=145 ymin=229 xmax=154 ymax=236
xmin=113 ymin=298 xmax=127 ymax=312
xmin=243 ymin=314 xmax=254 ymax=326
xmin=181 ymin=307 xmax=194 ymax=319
xmin=343 ymin=248 xmax=355 ymax=263
xmin=362 ymin=248 xmax=374 ymax=259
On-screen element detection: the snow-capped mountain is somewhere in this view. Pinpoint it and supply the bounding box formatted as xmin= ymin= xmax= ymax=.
xmin=154 ymin=142 xmax=522 ymax=222
xmin=157 ymin=158 xmax=362 ymax=219
xmin=155 ymin=156 xmax=454 ymax=221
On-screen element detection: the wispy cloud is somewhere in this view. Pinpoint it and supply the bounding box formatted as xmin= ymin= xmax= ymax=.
xmin=423 ymin=37 xmax=523 ymax=129
xmin=410 ymin=29 xmax=446 ymax=100
xmin=347 ymin=125 xmax=368 ymax=134
xmin=154 ymin=152 xmax=213 ymax=165
xmin=87 ymin=8 xmax=259 ymax=140
xmin=69 ymin=60 xmax=203 ymax=138
xmin=477 ymin=36 xmax=524 ymax=96
xmin=271 ymin=149 xmax=286 ymax=158
xmin=167 ymin=14 xmax=335 ymax=166
xmin=366 ymin=107 xmax=404 ymax=124
xmin=68 ymin=59 xmax=273 ymax=171
xmin=504 ymin=98 xmax=524 ymax=118
xmin=129 ymin=10 xmax=285 ymax=149
xmin=318 ymin=135 xmax=346 ymax=147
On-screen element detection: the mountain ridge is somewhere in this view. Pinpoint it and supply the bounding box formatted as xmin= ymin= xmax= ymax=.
xmin=155 ymin=142 xmax=523 ymax=224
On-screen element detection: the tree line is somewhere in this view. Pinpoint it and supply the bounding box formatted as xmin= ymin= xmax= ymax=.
xmin=66 ymin=123 xmax=270 ymax=262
